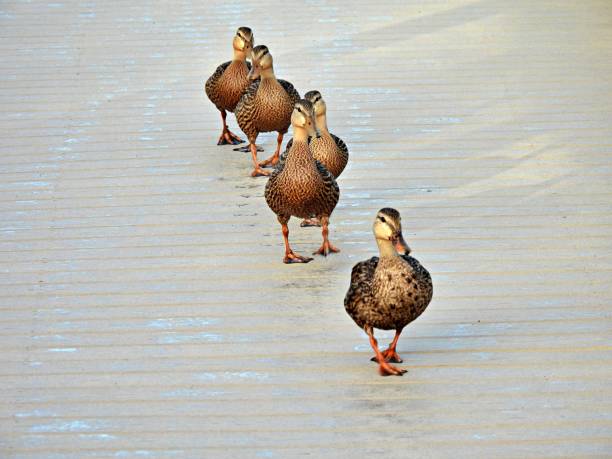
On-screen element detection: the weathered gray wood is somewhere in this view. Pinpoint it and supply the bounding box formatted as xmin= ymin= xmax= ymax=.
xmin=1 ymin=0 xmax=612 ymax=457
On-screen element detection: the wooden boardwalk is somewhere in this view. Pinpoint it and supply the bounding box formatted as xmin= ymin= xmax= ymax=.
xmin=1 ymin=0 xmax=612 ymax=457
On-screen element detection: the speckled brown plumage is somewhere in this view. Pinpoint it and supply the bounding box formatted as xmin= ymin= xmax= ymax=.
xmin=235 ymin=78 xmax=299 ymax=141
xmin=265 ymin=142 xmax=339 ymax=220
xmin=344 ymin=208 xmax=433 ymax=376
xmin=204 ymin=27 xmax=254 ymax=146
xmin=264 ymin=99 xmax=340 ymax=263
xmin=345 ymin=254 xmax=432 ymax=331
xmin=205 ymin=60 xmax=251 ymax=113
xmin=286 ymin=133 xmax=348 ymax=179
xmin=234 ymin=45 xmax=300 ymax=176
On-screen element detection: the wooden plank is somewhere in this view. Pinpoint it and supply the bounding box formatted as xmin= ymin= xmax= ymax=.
xmin=1 ymin=0 xmax=612 ymax=457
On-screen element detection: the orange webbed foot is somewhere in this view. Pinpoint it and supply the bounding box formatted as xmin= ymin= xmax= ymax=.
xmin=217 ymin=129 xmax=244 ymax=145
xmin=283 ymin=252 xmax=314 ymax=264
xmin=313 ymin=242 xmax=340 ymax=257
xmin=250 ymin=167 xmax=271 ymax=177
xmin=258 ymin=156 xmax=279 ymax=168
xmin=378 ymin=361 xmax=407 ymax=376
xmin=371 ymin=349 xmax=403 ymax=363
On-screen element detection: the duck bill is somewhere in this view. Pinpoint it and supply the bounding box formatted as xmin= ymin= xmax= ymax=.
xmin=392 ymin=232 xmax=411 ymax=255
xmin=248 ymin=65 xmax=260 ymax=81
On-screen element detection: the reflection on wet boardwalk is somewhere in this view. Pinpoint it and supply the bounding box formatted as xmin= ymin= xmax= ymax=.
xmin=1 ymin=0 xmax=612 ymax=457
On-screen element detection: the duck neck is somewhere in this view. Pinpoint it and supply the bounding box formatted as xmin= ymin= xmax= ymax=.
xmin=292 ymin=126 xmax=310 ymax=144
xmin=259 ymin=66 xmax=277 ymax=81
xmin=232 ymin=49 xmax=248 ymax=62
xmin=316 ymin=113 xmax=330 ymax=135
xmin=376 ymin=238 xmax=398 ymax=259
xmin=286 ymin=128 xmax=318 ymax=175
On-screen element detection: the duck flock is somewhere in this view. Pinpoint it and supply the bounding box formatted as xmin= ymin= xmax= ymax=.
xmin=204 ymin=27 xmax=433 ymax=376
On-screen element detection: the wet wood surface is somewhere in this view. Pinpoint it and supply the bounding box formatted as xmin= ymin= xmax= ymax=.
xmin=1 ymin=0 xmax=612 ymax=457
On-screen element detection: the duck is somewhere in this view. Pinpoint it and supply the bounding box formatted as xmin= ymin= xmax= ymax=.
xmin=205 ymin=27 xmax=254 ymax=146
xmin=288 ymin=90 xmax=349 ymax=177
xmin=235 ymin=45 xmax=300 ymax=177
xmin=285 ymin=90 xmax=349 ymax=226
xmin=344 ymin=208 xmax=433 ymax=376
xmin=265 ymin=100 xmax=340 ymax=263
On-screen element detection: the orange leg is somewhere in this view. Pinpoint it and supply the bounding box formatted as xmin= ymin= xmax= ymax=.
xmin=259 ymin=132 xmax=284 ymax=167
xmin=249 ymin=142 xmax=270 ymax=177
xmin=371 ymin=329 xmax=404 ymax=363
xmin=279 ymin=216 xmax=313 ymax=264
xmin=217 ymin=110 xmax=244 ymax=145
xmin=365 ymin=326 xmax=406 ymax=376
xmin=313 ymin=216 xmax=340 ymax=256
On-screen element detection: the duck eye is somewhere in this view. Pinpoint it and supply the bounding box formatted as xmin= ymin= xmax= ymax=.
xmin=379 ymin=216 xmax=386 ymax=223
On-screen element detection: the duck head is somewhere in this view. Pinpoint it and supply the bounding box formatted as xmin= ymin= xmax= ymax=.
xmin=232 ymin=27 xmax=253 ymax=58
xmin=248 ymin=45 xmax=275 ymax=81
xmin=291 ymin=99 xmax=321 ymax=141
xmin=373 ymin=208 xmax=411 ymax=255
xmin=304 ymin=90 xmax=326 ymax=116
xmin=304 ymin=90 xmax=328 ymax=133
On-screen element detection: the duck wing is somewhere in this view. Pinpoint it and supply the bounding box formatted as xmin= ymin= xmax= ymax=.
xmin=400 ymin=254 xmax=433 ymax=306
xmin=344 ymin=257 xmax=379 ymax=327
xmin=315 ymin=159 xmax=338 ymax=189
xmin=234 ymin=79 xmax=261 ymax=135
xmin=314 ymin=159 xmax=339 ymax=213
xmin=331 ymin=133 xmax=349 ymax=160
xmin=277 ymin=79 xmax=301 ymax=105
xmin=205 ymin=61 xmax=232 ymax=109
